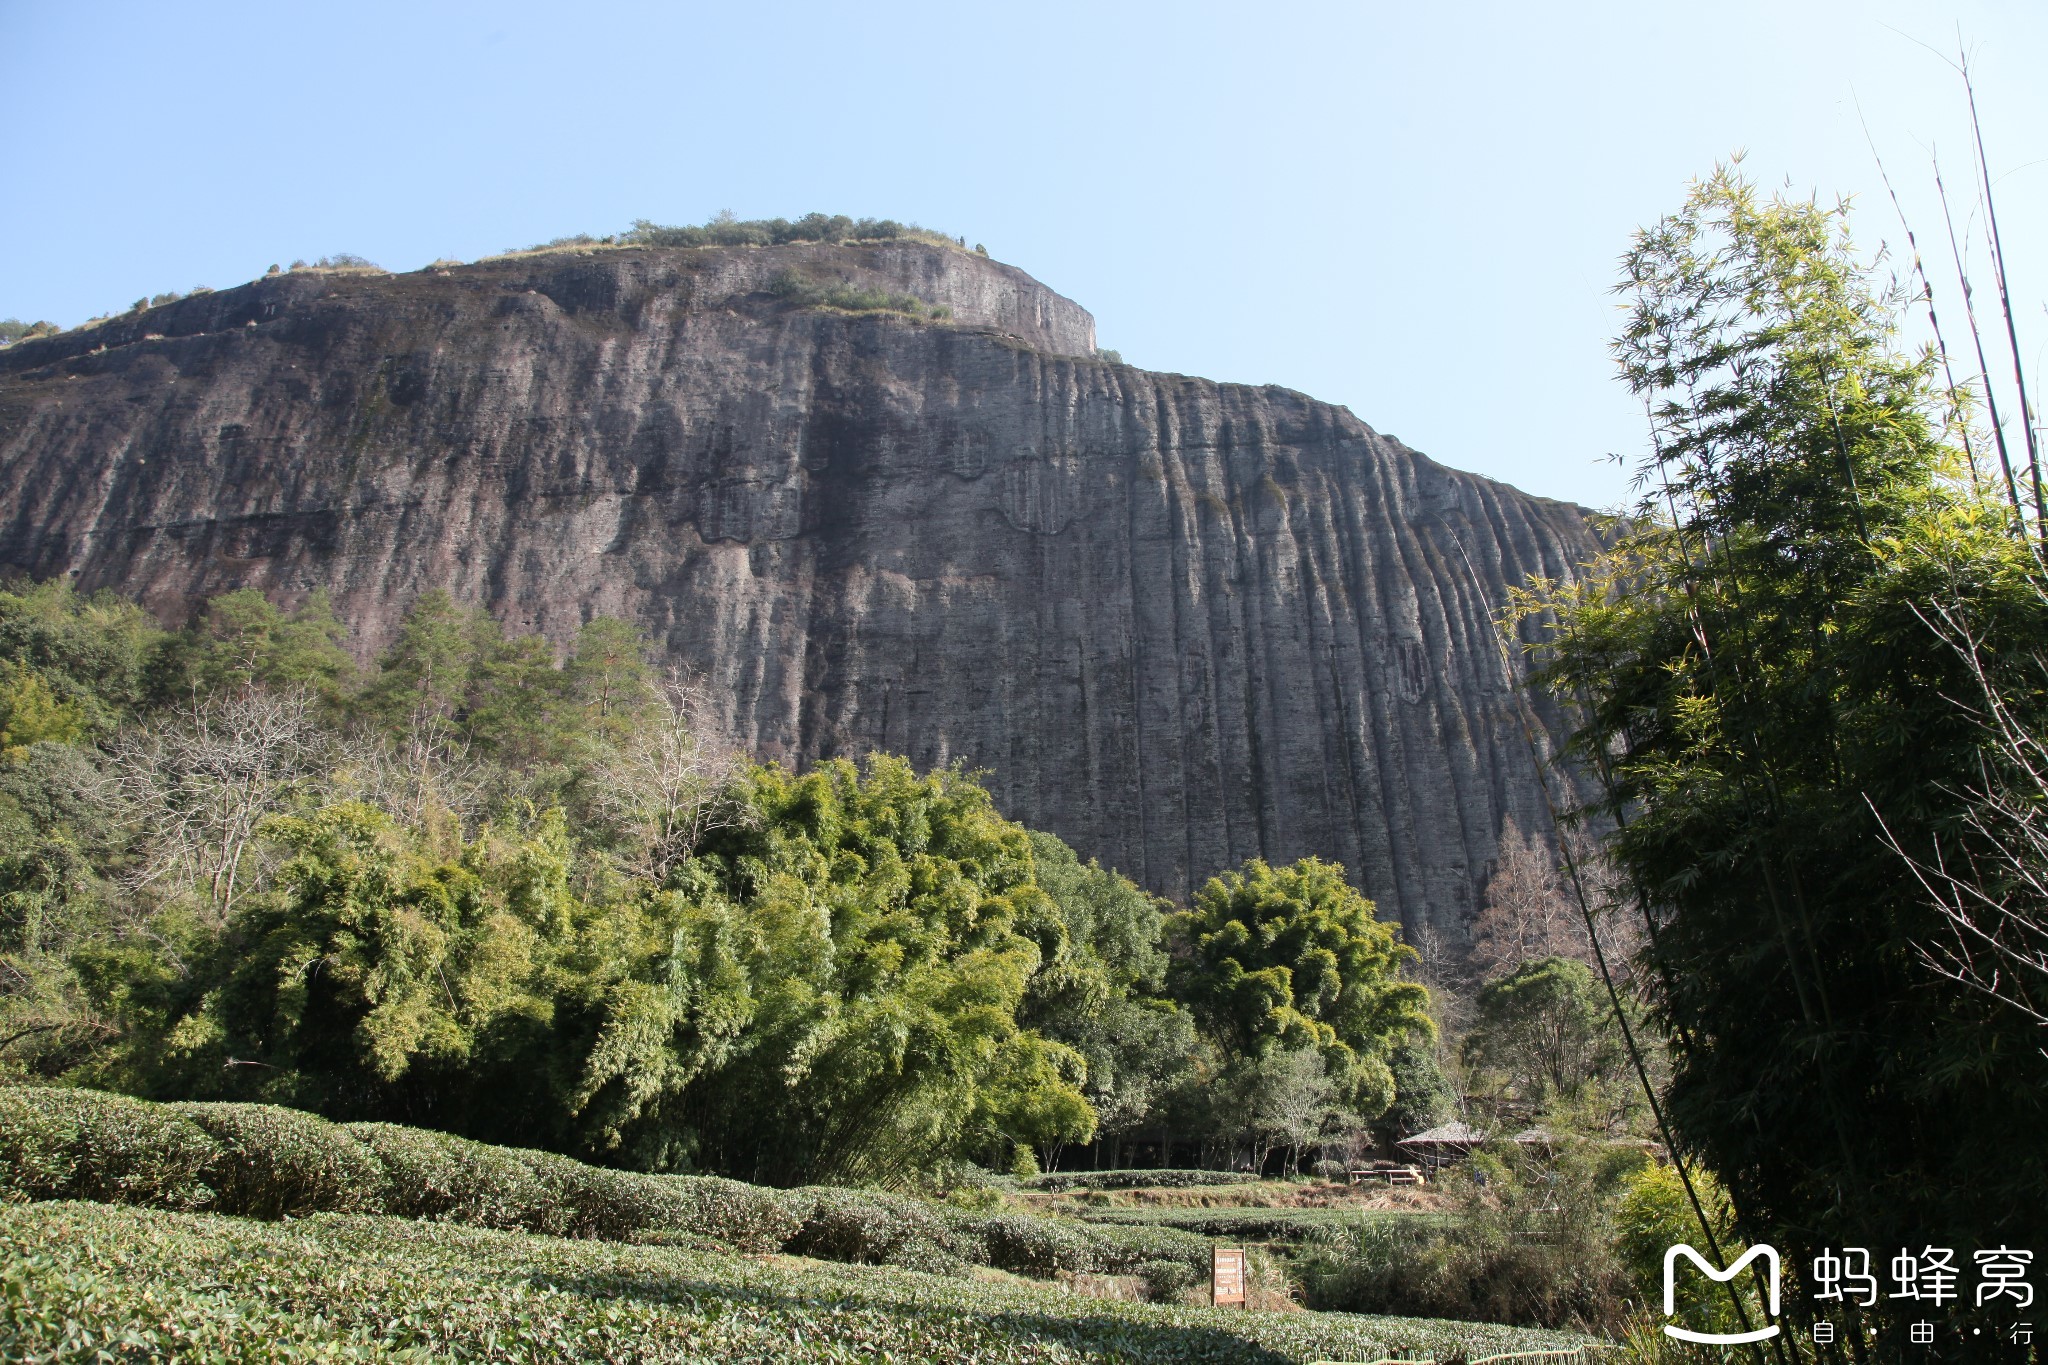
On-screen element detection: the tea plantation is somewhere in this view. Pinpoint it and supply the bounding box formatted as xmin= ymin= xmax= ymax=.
xmin=0 ymin=1202 xmax=1589 ymax=1363
xmin=0 ymin=1088 xmax=1593 ymax=1363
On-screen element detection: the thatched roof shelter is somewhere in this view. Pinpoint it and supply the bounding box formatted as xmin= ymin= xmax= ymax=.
xmin=1397 ymin=1122 xmax=1490 ymax=1168
xmin=1398 ymin=1121 xmax=1489 ymax=1147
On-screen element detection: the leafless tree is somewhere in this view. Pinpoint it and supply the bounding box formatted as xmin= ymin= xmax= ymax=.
xmin=1880 ymin=595 xmax=2048 ymax=1031
xmin=1406 ymin=916 xmax=1473 ymax=1032
xmin=589 ymin=678 xmax=753 ymax=885
xmin=1468 ymin=816 xmax=1596 ymax=977
xmin=1246 ymin=1046 xmax=1338 ymax=1176
xmin=332 ymin=701 xmax=490 ymax=842
xmin=113 ymin=686 xmax=326 ymax=919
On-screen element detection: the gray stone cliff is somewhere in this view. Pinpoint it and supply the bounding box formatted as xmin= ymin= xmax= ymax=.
xmin=0 ymin=240 xmax=1599 ymax=935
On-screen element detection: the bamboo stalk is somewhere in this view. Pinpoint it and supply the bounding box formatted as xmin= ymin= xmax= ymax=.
xmin=1962 ymin=50 xmax=2045 ymax=542
xmin=1934 ymin=151 xmax=2027 ymax=530
xmin=1857 ymin=106 xmax=1985 ymax=496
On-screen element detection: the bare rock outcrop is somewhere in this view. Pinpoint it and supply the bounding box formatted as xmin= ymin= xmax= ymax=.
xmin=0 ymin=240 xmax=1599 ymax=935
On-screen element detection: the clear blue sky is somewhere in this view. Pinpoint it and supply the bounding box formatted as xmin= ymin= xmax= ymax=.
xmin=3 ymin=0 xmax=2042 ymax=511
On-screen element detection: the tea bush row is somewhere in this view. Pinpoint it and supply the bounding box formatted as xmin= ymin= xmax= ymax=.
xmin=1021 ymin=1168 xmax=1265 ymax=1192
xmin=1071 ymin=1204 xmax=1438 ymax=1244
xmin=0 ymin=1200 xmax=1592 ymax=1364
xmin=0 ymin=1088 xmax=1204 ymax=1281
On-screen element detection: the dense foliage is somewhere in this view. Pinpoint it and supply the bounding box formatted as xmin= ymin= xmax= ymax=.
xmin=1526 ymin=167 xmax=2048 ymax=1302
xmin=624 ymin=211 xmax=951 ymax=250
xmin=512 ymin=212 xmax=965 ymax=258
xmin=1294 ymin=1143 xmax=1642 ymax=1330
xmin=0 ymin=318 xmax=59 ymax=346
xmin=0 ymin=579 xmax=1428 ymax=1186
xmin=0 ymin=1087 xmax=1218 ymax=1285
xmin=1459 ymin=956 xmax=1634 ymax=1125
xmin=1165 ymin=857 xmax=1432 ymax=1168
xmin=0 ymin=1200 xmax=1590 ymax=1365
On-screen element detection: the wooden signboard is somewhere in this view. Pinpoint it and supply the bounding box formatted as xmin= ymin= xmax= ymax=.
xmin=1212 ymin=1246 xmax=1247 ymax=1307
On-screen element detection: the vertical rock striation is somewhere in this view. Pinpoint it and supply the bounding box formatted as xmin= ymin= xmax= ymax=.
xmin=0 ymin=240 xmax=1600 ymax=936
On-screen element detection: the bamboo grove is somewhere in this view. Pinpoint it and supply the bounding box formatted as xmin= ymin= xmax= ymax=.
xmin=1517 ymin=163 xmax=2048 ymax=1351
xmin=0 ymin=584 xmax=1437 ymax=1188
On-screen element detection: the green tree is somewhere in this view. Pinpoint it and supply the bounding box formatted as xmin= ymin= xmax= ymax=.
xmin=463 ymin=631 xmax=572 ymax=767
xmin=1613 ymin=1160 xmax=1743 ymax=1336
xmin=0 ymin=319 xmax=60 ymax=344
xmin=1529 ymin=166 xmax=2048 ymax=1279
xmin=85 ymin=803 xmax=562 ymax=1127
xmin=1460 ymin=957 xmax=1625 ymax=1116
xmin=675 ymin=757 xmax=1096 ymax=1185
xmin=154 ymin=589 xmax=352 ymax=702
xmin=0 ymin=579 xmax=163 ymax=736
xmin=355 ymin=591 xmax=495 ymax=739
xmin=0 ymin=664 xmax=86 ymax=758
xmin=0 ymin=743 xmax=119 ymax=1081
xmin=16 ymin=590 xmax=1164 ymax=1187
xmin=1169 ymin=856 xmax=1429 ymax=1118
xmin=564 ymin=617 xmax=659 ymax=743
xmin=1020 ymin=833 xmax=1193 ymax=1145
xmin=1378 ymin=1040 xmax=1455 ymax=1141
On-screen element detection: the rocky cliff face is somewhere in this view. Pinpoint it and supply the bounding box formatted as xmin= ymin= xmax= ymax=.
xmin=0 ymin=240 xmax=1598 ymax=935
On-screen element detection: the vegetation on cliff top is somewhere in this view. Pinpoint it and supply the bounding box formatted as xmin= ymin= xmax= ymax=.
xmin=5 ymin=212 xmax=983 ymax=341
xmin=494 ymin=209 xmax=972 ymax=261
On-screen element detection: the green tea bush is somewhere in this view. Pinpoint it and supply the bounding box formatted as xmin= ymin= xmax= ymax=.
xmin=1 ymin=1201 xmax=1594 ymax=1364
xmin=0 ymin=1092 xmax=77 ymax=1202
xmin=171 ymin=1102 xmax=388 ymax=1220
xmin=2 ymin=1090 xmax=1214 ymax=1286
xmin=345 ymin=1121 xmax=560 ymax=1232
xmin=0 ymin=1245 xmax=392 ymax=1363
xmin=0 ymin=1088 xmax=218 ymax=1210
xmin=784 ymin=1186 xmax=966 ymax=1275
xmin=1081 ymin=1221 xmax=1212 ymax=1274
xmin=505 ymin=1146 xmax=658 ymax=1240
xmin=507 ymin=1158 xmax=802 ymax=1251
xmin=966 ymin=1210 xmax=1095 ymax=1276
xmin=664 ymin=1174 xmax=805 ymax=1253
xmin=1022 ymin=1168 xmax=1261 ymax=1192
xmin=1137 ymin=1257 xmax=1200 ymax=1303
xmin=1074 ymin=1205 xmax=1391 ymax=1243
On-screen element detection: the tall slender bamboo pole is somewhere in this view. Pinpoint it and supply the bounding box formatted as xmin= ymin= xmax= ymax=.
xmin=1962 ymin=53 xmax=2045 ymax=544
